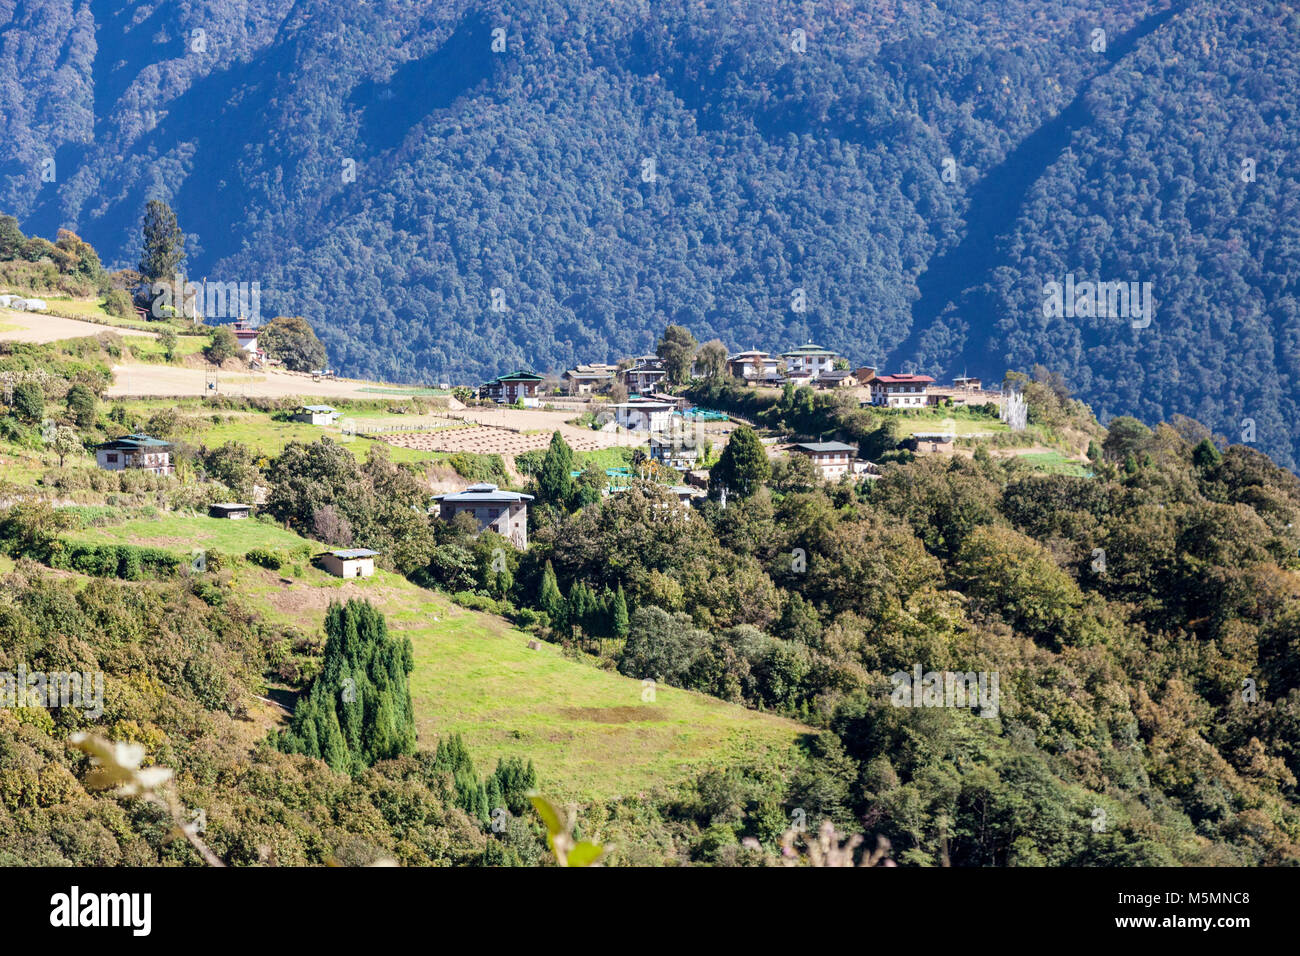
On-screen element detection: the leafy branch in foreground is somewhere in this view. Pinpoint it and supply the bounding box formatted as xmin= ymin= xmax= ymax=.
xmin=530 ymin=794 xmax=608 ymax=867
xmin=745 ymin=822 xmax=896 ymax=867
xmin=69 ymin=732 xmax=225 ymax=867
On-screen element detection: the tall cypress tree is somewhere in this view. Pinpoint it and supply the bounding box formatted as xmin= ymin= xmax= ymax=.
xmin=279 ymin=599 xmax=415 ymax=774
xmin=612 ymin=585 xmax=630 ymax=639
xmin=539 ymin=560 xmax=566 ymax=626
xmin=537 ymin=431 xmax=575 ymax=507
xmin=138 ymin=199 xmax=186 ymax=282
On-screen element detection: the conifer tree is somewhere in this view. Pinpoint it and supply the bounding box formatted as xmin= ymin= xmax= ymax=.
xmin=709 ymin=425 xmax=770 ymax=499
xmin=612 ymin=585 xmax=630 ymax=639
xmin=278 ymin=599 xmax=415 ymax=774
xmin=138 ymin=199 xmax=186 ymax=282
xmin=540 ymin=560 xmax=566 ymax=626
xmin=537 ymin=430 xmax=575 ymax=507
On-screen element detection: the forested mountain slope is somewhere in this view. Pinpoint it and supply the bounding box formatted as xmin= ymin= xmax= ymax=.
xmin=5 ymin=0 xmax=1300 ymax=465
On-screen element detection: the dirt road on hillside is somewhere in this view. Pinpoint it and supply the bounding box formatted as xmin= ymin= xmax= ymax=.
xmin=0 ymin=308 xmax=153 ymax=343
xmin=104 ymin=362 xmax=415 ymax=400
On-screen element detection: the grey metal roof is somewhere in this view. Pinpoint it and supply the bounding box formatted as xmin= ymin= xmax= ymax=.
xmin=433 ymin=482 xmax=534 ymax=503
xmin=330 ymin=548 xmax=379 ymax=558
xmin=793 ymin=441 xmax=858 ymax=453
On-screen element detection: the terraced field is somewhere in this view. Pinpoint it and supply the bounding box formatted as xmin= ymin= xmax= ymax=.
xmin=378 ymin=423 xmax=613 ymax=455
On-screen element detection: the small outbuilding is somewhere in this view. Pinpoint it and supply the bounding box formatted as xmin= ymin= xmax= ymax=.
xmin=209 ymin=502 xmax=251 ymax=520
xmin=320 ymin=548 xmax=378 ymax=578
xmin=293 ymin=404 xmax=339 ymax=425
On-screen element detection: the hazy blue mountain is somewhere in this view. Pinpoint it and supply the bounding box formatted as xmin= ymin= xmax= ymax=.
xmin=5 ymin=0 xmax=1299 ymax=465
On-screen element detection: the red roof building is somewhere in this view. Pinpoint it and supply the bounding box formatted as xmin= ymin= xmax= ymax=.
xmin=869 ymin=373 xmax=935 ymax=408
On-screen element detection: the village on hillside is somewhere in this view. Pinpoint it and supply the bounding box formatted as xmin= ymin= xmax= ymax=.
xmin=0 ymin=285 xmax=1072 ymax=578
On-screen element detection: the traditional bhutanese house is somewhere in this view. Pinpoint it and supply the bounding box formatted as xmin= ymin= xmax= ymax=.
xmin=562 ymin=364 xmax=616 ymax=395
xmin=726 ymin=350 xmax=781 ymax=382
xmin=480 ymin=370 xmax=544 ymax=404
xmin=620 ymin=358 xmax=667 ymax=394
xmin=789 ymin=441 xmax=859 ymax=479
xmin=432 ymin=483 xmax=534 ymax=549
xmin=321 ymin=548 xmax=378 ymax=578
xmin=781 ymin=343 xmax=842 ymax=378
xmin=869 ymin=373 xmax=935 ymax=408
xmin=649 ymin=434 xmax=702 ymax=470
xmin=293 ymin=404 xmax=339 ymax=424
xmin=230 ymin=319 xmax=259 ymax=353
xmin=94 ymin=434 xmax=175 ymax=475
xmin=953 ymin=375 xmax=982 ymax=390
xmin=612 ymin=399 xmax=674 ymax=433
xmin=209 ymin=502 xmax=251 ymax=520
xmin=816 ymin=370 xmax=859 ymax=389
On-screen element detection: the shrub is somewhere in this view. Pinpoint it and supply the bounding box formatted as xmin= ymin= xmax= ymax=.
xmin=11 ymin=382 xmax=44 ymax=423
xmin=102 ymin=289 xmax=133 ymax=317
xmin=452 ymin=591 xmax=504 ymax=614
xmin=245 ymin=548 xmax=284 ymax=570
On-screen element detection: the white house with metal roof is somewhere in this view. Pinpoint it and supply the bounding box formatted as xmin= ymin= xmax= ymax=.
xmin=321 ymin=548 xmax=378 ymax=578
xmin=869 ymin=374 xmax=935 ymax=408
xmin=293 ymin=404 xmax=340 ymax=424
xmin=781 ymin=343 xmax=842 ymax=378
xmin=611 ymin=399 xmax=674 ymax=433
xmin=94 ymin=434 xmax=175 ymax=475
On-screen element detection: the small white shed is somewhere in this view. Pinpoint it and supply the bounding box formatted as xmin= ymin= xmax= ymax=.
xmin=321 ymin=548 xmax=378 ymax=578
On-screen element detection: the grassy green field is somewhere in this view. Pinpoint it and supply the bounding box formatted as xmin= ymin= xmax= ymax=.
xmin=123 ymin=331 xmax=208 ymax=361
xmin=357 ymin=386 xmax=450 ymax=397
xmin=241 ymin=566 xmax=809 ymax=802
xmin=886 ymin=408 xmax=1009 ymax=437
xmin=574 ymin=446 xmax=634 ymax=470
xmin=44 ymin=296 xmax=158 ymax=332
xmin=1015 ymin=450 xmax=1092 ymax=476
xmin=64 ymin=510 xmax=321 ymax=553
xmin=48 ymin=509 xmax=807 ymax=801
xmin=104 ymin=404 xmax=454 ymax=466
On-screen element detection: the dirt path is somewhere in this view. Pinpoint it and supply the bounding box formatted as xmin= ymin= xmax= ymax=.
xmin=104 ymin=362 xmax=416 ymax=400
xmin=0 ymin=307 xmax=153 ymax=343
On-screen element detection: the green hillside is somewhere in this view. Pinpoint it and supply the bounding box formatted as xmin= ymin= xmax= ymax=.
xmin=62 ymin=511 xmax=807 ymax=802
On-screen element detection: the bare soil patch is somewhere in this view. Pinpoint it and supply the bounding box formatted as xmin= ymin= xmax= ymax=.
xmin=558 ymin=705 xmax=661 ymax=724
xmin=0 ymin=307 xmax=154 ymax=343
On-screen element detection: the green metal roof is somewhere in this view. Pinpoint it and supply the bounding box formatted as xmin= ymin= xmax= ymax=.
xmin=95 ymin=433 xmax=172 ymax=450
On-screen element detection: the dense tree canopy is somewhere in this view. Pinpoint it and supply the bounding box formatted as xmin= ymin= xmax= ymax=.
xmin=257 ymin=314 xmax=327 ymax=371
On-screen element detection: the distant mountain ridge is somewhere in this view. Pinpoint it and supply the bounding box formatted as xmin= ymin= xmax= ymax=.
xmin=4 ymin=0 xmax=1299 ymax=465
